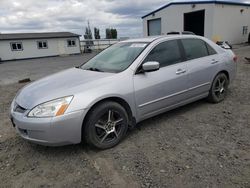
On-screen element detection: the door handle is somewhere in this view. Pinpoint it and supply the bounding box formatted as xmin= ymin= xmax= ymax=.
xmin=176 ymin=69 xmax=186 ymax=75
xmin=211 ymin=59 xmax=219 ymax=64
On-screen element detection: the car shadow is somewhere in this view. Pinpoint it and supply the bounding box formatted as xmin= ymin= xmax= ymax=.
xmin=128 ymin=98 xmax=209 ymax=137
xmin=26 ymin=98 xmax=210 ymax=154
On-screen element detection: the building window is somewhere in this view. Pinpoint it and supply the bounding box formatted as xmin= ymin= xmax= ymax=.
xmin=37 ymin=41 xmax=48 ymax=49
xmin=67 ymin=39 xmax=76 ymax=47
xmin=10 ymin=42 xmax=23 ymax=51
xmin=243 ymin=26 xmax=248 ymax=35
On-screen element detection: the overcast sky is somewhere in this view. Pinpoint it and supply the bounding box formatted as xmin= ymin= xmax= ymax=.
xmin=0 ymin=0 xmax=167 ymax=38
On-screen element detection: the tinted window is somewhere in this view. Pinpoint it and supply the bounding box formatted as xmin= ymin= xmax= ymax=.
xmin=206 ymin=43 xmax=217 ymax=55
xmin=182 ymin=39 xmax=209 ymax=60
xmin=144 ymin=40 xmax=182 ymax=67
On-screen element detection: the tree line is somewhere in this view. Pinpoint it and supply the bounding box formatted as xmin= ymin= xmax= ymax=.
xmin=84 ymin=23 xmax=117 ymax=40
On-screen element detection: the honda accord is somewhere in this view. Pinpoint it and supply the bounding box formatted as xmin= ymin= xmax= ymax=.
xmin=10 ymin=35 xmax=237 ymax=149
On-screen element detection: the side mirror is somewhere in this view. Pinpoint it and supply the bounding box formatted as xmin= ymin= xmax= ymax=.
xmin=142 ymin=61 xmax=160 ymax=72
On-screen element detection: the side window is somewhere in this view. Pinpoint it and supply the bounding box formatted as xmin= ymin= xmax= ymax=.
xmin=181 ymin=39 xmax=209 ymax=60
xmin=144 ymin=40 xmax=182 ymax=67
xmin=206 ymin=43 xmax=217 ymax=55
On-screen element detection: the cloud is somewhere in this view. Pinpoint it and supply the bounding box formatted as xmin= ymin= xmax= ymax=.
xmin=0 ymin=0 xmax=165 ymax=38
xmin=104 ymin=0 xmax=166 ymax=17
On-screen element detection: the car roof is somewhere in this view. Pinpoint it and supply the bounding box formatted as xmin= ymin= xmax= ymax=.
xmin=121 ymin=34 xmax=202 ymax=43
xmin=122 ymin=36 xmax=163 ymax=43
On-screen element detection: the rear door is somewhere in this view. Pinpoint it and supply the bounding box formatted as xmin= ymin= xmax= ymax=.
xmin=180 ymin=38 xmax=220 ymax=97
xmin=133 ymin=39 xmax=189 ymax=119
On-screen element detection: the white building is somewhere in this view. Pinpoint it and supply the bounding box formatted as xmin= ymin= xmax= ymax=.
xmin=0 ymin=32 xmax=81 ymax=61
xmin=142 ymin=0 xmax=250 ymax=44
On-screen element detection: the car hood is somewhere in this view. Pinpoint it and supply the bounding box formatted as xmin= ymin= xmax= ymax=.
xmin=15 ymin=68 xmax=114 ymax=109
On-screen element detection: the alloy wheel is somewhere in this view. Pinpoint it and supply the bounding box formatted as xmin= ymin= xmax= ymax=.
xmin=213 ymin=75 xmax=228 ymax=101
xmin=94 ymin=109 xmax=124 ymax=144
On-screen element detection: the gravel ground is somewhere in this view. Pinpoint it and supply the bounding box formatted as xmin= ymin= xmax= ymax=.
xmin=0 ymin=53 xmax=97 ymax=85
xmin=0 ymin=46 xmax=250 ymax=188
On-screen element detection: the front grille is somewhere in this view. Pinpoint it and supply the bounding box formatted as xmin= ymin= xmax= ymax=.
xmin=14 ymin=103 xmax=26 ymax=113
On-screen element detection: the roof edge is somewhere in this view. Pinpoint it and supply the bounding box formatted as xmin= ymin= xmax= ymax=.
xmin=142 ymin=0 xmax=250 ymax=19
xmin=0 ymin=32 xmax=81 ymax=41
xmin=0 ymin=36 xmax=80 ymax=41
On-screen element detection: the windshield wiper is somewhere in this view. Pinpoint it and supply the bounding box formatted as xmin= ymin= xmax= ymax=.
xmin=85 ymin=67 xmax=103 ymax=72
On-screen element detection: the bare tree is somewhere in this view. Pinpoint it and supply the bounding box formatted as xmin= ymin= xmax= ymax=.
xmin=84 ymin=21 xmax=93 ymax=40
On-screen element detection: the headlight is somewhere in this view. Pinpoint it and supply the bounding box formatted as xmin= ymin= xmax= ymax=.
xmin=27 ymin=96 xmax=73 ymax=118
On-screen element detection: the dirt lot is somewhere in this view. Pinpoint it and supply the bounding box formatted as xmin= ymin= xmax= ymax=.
xmin=1 ymin=46 xmax=250 ymax=188
xmin=0 ymin=53 xmax=97 ymax=85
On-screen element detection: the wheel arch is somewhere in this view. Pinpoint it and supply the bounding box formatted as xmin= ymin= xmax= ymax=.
xmin=217 ymin=70 xmax=230 ymax=82
xmin=81 ymin=96 xmax=136 ymax=140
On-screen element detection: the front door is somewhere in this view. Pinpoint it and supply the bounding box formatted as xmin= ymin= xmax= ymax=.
xmin=133 ymin=39 xmax=188 ymax=119
xmin=58 ymin=40 xmax=66 ymax=55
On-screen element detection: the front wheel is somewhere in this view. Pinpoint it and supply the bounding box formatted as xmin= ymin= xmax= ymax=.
xmin=83 ymin=101 xmax=129 ymax=149
xmin=207 ymin=73 xmax=229 ymax=103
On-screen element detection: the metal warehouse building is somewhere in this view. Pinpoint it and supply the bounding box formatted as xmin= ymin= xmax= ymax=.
xmin=0 ymin=32 xmax=80 ymax=61
xmin=142 ymin=0 xmax=250 ymax=44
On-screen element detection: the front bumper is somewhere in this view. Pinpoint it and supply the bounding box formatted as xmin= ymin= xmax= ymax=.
xmin=10 ymin=103 xmax=87 ymax=146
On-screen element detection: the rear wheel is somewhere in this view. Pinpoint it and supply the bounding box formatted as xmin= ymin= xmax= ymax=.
xmin=207 ymin=73 xmax=229 ymax=103
xmin=84 ymin=101 xmax=129 ymax=149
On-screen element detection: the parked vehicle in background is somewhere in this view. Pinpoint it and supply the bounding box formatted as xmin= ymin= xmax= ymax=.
xmin=10 ymin=35 xmax=237 ymax=149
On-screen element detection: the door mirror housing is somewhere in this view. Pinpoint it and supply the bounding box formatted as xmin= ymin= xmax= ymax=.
xmin=142 ymin=61 xmax=160 ymax=72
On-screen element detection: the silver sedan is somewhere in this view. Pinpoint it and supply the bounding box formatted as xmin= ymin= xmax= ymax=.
xmin=10 ymin=35 xmax=237 ymax=149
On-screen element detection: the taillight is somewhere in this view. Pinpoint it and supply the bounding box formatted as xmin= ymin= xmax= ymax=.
xmin=233 ymin=56 xmax=237 ymax=63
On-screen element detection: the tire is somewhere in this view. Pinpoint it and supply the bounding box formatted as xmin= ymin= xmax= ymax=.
xmin=207 ymin=73 xmax=229 ymax=103
xmin=83 ymin=101 xmax=129 ymax=149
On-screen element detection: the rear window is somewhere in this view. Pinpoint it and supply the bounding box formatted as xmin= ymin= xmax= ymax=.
xmin=181 ymin=39 xmax=209 ymax=60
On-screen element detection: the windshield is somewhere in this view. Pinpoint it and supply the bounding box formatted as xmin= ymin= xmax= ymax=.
xmin=81 ymin=42 xmax=148 ymax=73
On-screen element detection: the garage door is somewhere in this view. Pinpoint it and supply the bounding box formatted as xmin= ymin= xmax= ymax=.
xmin=148 ymin=18 xmax=161 ymax=36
